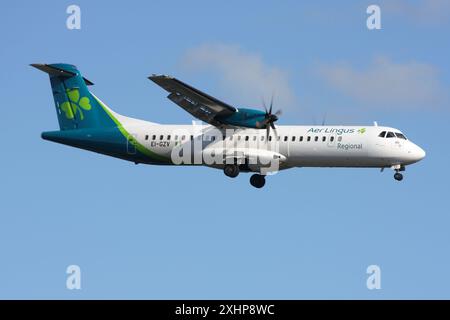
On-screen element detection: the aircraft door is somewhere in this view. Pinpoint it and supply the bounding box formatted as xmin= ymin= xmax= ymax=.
xmin=286 ymin=130 xmax=291 ymax=157
xmin=127 ymin=134 xmax=137 ymax=155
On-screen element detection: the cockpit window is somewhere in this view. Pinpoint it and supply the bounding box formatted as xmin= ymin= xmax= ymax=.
xmin=395 ymin=132 xmax=407 ymax=140
xmin=379 ymin=131 xmax=407 ymax=139
xmin=386 ymin=132 xmax=395 ymax=138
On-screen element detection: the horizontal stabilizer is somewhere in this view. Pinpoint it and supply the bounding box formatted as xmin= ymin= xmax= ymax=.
xmin=30 ymin=63 xmax=94 ymax=85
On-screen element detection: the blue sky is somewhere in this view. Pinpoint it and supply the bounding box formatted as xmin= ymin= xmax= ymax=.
xmin=0 ymin=0 xmax=449 ymax=299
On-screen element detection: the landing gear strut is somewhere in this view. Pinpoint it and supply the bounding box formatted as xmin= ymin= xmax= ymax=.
xmin=224 ymin=164 xmax=239 ymax=178
xmin=250 ymin=174 xmax=266 ymax=188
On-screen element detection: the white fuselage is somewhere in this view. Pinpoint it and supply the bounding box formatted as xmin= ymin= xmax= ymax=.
xmin=117 ymin=113 xmax=426 ymax=171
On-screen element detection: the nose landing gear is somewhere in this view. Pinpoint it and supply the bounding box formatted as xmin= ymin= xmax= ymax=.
xmin=392 ymin=165 xmax=405 ymax=182
xmin=394 ymin=172 xmax=403 ymax=181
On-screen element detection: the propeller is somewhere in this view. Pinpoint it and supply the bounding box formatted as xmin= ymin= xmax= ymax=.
xmin=256 ymin=95 xmax=282 ymax=141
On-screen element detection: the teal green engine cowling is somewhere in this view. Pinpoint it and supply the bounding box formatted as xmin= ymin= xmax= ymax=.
xmin=216 ymin=108 xmax=269 ymax=128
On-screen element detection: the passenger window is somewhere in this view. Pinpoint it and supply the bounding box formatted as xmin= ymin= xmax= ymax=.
xmin=330 ymin=136 xmax=334 ymax=142
xmin=268 ymin=136 xmax=272 ymax=141
xmin=386 ymin=132 xmax=395 ymax=138
xmin=378 ymin=131 xmax=386 ymax=138
xmin=314 ymin=136 xmax=318 ymax=142
xmin=174 ymin=135 xmax=178 ymax=140
xmin=181 ymin=135 xmax=186 ymax=140
xmin=245 ymin=136 xmax=249 ymax=141
xmin=292 ymin=136 xmax=296 ymax=142
xmin=300 ymin=136 xmax=303 ymax=142
xmin=261 ymin=136 xmax=265 ymax=141
xmin=167 ymin=135 xmax=171 ymax=140
xmin=322 ymin=136 xmax=326 ymax=142
xmin=307 ymin=136 xmax=311 ymax=142
xmin=212 ymin=136 xmax=216 ymax=141
xmin=152 ymin=135 xmax=156 ymax=140
xmin=145 ymin=135 xmax=149 ymax=140
xmin=160 ymin=135 xmax=164 ymax=140
xmin=253 ymin=136 xmax=257 ymax=141
xmin=238 ymin=136 xmax=242 ymax=141
xmin=338 ymin=136 xmax=342 ymax=142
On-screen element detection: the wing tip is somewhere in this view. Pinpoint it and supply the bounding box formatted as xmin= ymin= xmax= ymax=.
xmin=148 ymin=74 xmax=173 ymax=80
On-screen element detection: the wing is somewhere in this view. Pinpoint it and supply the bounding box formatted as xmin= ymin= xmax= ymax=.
xmin=149 ymin=75 xmax=237 ymax=127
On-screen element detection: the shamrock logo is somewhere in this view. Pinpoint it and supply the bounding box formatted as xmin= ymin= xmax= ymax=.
xmin=60 ymin=89 xmax=92 ymax=120
xmin=358 ymin=128 xmax=366 ymax=134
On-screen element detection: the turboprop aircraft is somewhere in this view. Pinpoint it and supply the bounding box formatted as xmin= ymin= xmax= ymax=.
xmin=31 ymin=63 xmax=426 ymax=188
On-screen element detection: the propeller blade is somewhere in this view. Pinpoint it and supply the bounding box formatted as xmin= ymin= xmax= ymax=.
xmin=256 ymin=118 xmax=269 ymax=129
xmin=261 ymin=97 xmax=268 ymax=114
xmin=272 ymin=125 xmax=278 ymax=139
xmin=269 ymin=95 xmax=274 ymax=114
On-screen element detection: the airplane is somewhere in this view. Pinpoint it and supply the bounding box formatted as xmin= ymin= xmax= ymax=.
xmin=31 ymin=63 xmax=426 ymax=188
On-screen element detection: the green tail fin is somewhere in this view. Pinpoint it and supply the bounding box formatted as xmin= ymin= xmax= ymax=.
xmin=31 ymin=63 xmax=116 ymax=130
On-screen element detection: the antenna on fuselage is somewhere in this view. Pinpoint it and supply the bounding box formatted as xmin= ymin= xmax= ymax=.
xmin=322 ymin=113 xmax=327 ymax=126
xmin=373 ymin=121 xmax=378 ymax=127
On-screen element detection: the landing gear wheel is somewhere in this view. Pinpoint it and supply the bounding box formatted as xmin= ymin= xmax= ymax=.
xmin=394 ymin=172 xmax=403 ymax=181
xmin=250 ymin=174 xmax=266 ymax=188
xmin=224 ymin=164 xmax=239 ymax=178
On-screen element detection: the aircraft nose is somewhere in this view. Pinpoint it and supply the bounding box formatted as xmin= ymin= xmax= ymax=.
xmin=405 ymin=143 xmax=426 ymax=163
xmin=413 ymin=145 xmax=426 ymax=162
xmin=417 ymin=146 xmax=426 ymax=160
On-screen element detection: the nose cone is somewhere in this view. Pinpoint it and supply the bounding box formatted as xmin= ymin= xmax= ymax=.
xmin=411 ymin=144 xmax=426 ymax=163
xmin=416 ymin=146 xmax=426 ymax=161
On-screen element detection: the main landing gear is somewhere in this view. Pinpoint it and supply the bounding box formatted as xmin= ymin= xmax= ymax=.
xmin=250 ymin=174 xmax=266 ymax=189
xmin=224 ymin=164 xmax=240 ymax=178
xmin=223 ymin=165 xmax=266 ymax=188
